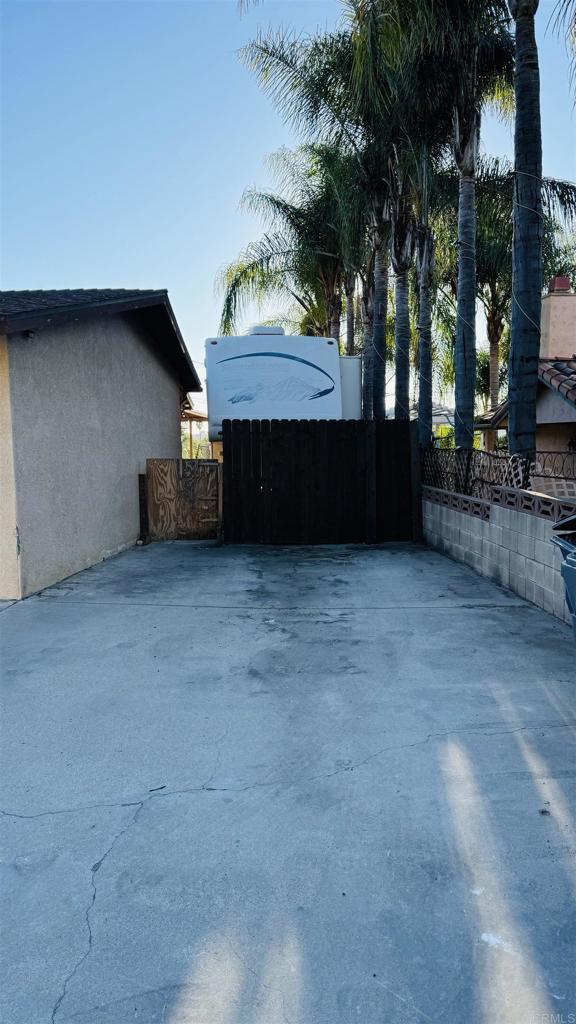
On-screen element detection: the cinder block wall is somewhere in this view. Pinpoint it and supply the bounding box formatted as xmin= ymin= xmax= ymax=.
xmin=423 ymin=494 xmax=571 ymax=624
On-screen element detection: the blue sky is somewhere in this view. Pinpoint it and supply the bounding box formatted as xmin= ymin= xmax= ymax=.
xmin=1 ymin=0 xmax=575 ymax=408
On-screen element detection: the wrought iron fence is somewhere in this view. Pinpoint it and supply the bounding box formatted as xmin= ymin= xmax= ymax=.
xmin=421 ymin=448 xmax=576 ymax=501
xmin=532 ymin=450 xmax=576 ymax=481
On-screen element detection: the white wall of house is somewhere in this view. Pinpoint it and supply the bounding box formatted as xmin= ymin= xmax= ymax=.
xmin=6 ymin=313 xmax=182 ymax=597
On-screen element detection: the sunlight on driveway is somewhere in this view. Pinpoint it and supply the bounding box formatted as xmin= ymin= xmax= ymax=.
xmin=168 ymin=924 xmax=303 ymax=1024
xmin=169 ymin=933 xmax=243 ymax=1023
xmin=440 ymin=741 xmax=553 ymax=1024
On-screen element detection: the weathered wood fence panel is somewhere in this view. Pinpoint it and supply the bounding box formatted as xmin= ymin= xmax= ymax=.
xmin=146 ymin=459 xmax=220 ymax=540
xmin=222 ymin=419 xmax=416 ymax=544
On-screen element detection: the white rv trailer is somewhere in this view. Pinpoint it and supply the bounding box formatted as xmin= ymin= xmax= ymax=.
xmin=205 ymin=326 xmax=361 ymax=441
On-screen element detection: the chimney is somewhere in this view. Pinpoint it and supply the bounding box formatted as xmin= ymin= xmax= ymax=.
xmin=548 ymin=275 xmax=571 ymax=294
xmin=540 ymin=275 xmax=576 ymax=359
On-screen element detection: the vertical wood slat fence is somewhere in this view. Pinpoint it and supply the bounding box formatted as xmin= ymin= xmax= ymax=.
xmin=222 ymin=419 xmax=418 ymax=545
xmin=146 ymin=459 xmax=221 ymax=540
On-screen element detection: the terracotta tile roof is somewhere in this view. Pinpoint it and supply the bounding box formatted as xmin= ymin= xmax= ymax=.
xmin=539 ymin=359 xmax=576 ymax=407
xmin=476 ymin=360 xmax=576 ymax=428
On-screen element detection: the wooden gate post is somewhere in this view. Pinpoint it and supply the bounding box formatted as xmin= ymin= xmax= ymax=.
xmin=138 ymin=473 xmax=150 ymax=544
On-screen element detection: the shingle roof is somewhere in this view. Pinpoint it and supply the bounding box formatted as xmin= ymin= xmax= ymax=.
xmin=385 ymin=402 xmax=455 ymax=426
xmin=475 ymin=400 xmax=509 ymax=429
xmin=0 ymin=288 xmax=201 ymax=392
xmin=0 ymin=288 xmax=164 ymax=320
xmin=539 ymin=359 xmax=576 ymax=408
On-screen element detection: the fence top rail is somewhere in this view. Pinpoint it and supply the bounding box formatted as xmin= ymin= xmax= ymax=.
xmin=422 ymin=447 xmax=576 ymax=501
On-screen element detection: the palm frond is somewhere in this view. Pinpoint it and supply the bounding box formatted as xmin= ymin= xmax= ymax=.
xmin=217 ymin=232 xmax=299 ymax=334
xmin=551 ymin=0 xmax=576 ymax=89
xmin=241 ymin=30 xmax=363 ymax=153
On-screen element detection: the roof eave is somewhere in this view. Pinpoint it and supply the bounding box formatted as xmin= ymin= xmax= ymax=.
xmin=160 ymin=294 xmax=202 ymax=392
xmin=475 ymin=406 xmax=509 ymax=430
xmin=0 ymin=291 xmax=167 ymax=335
xmin=538 ymin=372 xmax=576 ymax=413
xmin=1 ymin=292 xmax=202 ymax=393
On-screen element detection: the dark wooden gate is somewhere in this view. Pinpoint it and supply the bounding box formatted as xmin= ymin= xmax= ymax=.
xmin=222 ymin=419 xmax=419 ymax=544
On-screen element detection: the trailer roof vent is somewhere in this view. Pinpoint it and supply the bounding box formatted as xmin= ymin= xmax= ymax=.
xmin=249 ymin=325 xmax=285 ymax=336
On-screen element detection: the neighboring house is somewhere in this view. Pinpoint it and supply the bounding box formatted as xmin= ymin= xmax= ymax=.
xmin=387 ymin=402 xmax=455 ymax=435
xmin=181 ymin=397 xmax=210 ymax=458
xmin=0 ymin=289 xmax=201 ymax=600
xmin=476 ymin=276 xmax=576 ymax=473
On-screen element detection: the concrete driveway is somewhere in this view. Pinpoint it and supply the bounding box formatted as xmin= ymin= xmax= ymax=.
xmin=1 ymin=542 xmax=575 ymax=1024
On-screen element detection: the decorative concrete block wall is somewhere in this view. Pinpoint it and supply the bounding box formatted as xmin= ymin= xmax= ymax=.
xmin=423 ymin=486 xmax=572 ymax=625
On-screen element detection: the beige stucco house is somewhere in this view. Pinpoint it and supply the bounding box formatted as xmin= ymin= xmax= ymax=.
xmin=476 ymin=276 xmax=576 ymax=475
xmin=1 ymin=288 xmax=201 ymax=600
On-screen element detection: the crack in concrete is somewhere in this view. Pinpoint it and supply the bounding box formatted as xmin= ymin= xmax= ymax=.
xmin=50 ymin=800 xmax=146 ymax=1023
xmin=0 ymin=799 xmax=143 ymax=821
xmin=51 ymin=982 xmax=185 ymax=1021
xmin=2 ymin=721 xmax=574 ymax=822
xmin=302 ymin=721 xmax=576 ymax=784
xmin=5 ymin=716 xmax=574 ymax=1021
xmin=200 ymin=726 xmax=229 ymax=791
xmin=46 ymin=727 xmax=231 ymax=1023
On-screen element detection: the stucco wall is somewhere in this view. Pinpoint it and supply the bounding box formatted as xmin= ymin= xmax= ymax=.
xmin=536 ymin=387 xmax=576 ymax=426
xmin=536 ymin=423 xmax=576 ymax=454
xmin=8 ymin=313 xmax=182 ymax=596
xmin=540 ymin=292 xmax=576 ymax=359
xmin=0 ymin=335 xmax=21 ymax=599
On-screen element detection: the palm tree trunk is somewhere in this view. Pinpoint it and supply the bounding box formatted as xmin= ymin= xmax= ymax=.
xmin=486 ymin=310 xmax=501 ymax=451
xmin=372 ymin=245 xmax=388 ymax=419
xmin=361 ymin=277 xmax=374 ymax=420
xmin=417 ymin=227 xmax=435 ymax=448
xmin=328 ymin=293 xmax=342 ymax=346
xmin=508 ymin=0 xmax=542 ymax=456
xmin=345 ymin=274 xmax=356 ymax=355
xmin=487 ymin=308 xmax=503 ymax=411
xmin=394 ymin=271 xmax=411 ymax=419
xmin=454 ymin=174 xmax=477 ymax=448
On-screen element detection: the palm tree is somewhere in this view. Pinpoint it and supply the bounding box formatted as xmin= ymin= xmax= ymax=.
xmin=218 ymin=230 xmax=329 ymax=337
xmin=306 ymin=143 xmax=369 ymax=347
xmin=475 ymin=159 xmax=576 ymax=414
xmin=507 ymin=0 xmax=542 ymax=454
xmin=507 ymin=0 xmax=576 ymax=452
xmin=218 ymin=147 xmax=349 ymax=336
xmin=433 ymin=157 xmax=576 ymax=447
xmin=218 ymin=144 xmax=370 ymax=343
xmin=366 ymin=0 xmax=512 ymax=445
xmin=388 ymin=154 xmax=417 ymax=420
xmin=243 ymin=26 xmax=399 ymax=418
xmin=448 ymin=29 xmax=514 ymax=447
xmin=395 ymin=78 xmax=455 ymax=443
xmin=416 ymin=217 xmax=436 ymax=446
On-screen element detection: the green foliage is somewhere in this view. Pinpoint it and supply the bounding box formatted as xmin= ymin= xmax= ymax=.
xmin=222 ymin=0 xmax=575 ymax=437
xmin=218 ymin=143 xmax=367 ymax=335
xmin=552 ymin=1 xmax=576 ymax=91
xmin=476 ymin=349 xmax=508 ymax=410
